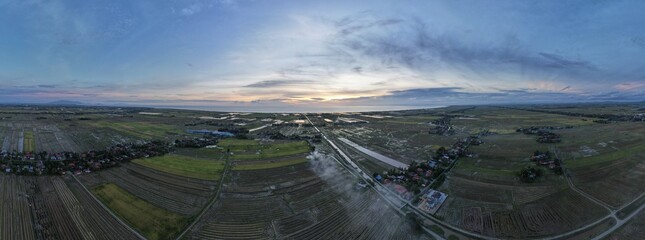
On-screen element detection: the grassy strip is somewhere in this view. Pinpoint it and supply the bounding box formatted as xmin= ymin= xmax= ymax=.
xmin=230 ymin=141 xmax=311 ymax=160
xmin=174 ymin=148 xmax=225 ymax=160
xmin=133 ymin=154 xmax=225 ymax=180
xmin=218 ymin=138 xmax=258 ymax=146
xmin=92 ymin=183 xmax=187 ymax=240
xmin=233 ymin=158 xmax=308 ymax=171
xmin=23 ymin=130 xmax=35 ymax=152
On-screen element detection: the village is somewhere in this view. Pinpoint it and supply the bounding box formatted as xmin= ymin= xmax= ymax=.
xmin=516 ymin=126 xmax=566 ymax=143
xmin=372 ymin=132 xmax=486 ymax=215
xmin=0 ymin=136 xmax=219 ymax=175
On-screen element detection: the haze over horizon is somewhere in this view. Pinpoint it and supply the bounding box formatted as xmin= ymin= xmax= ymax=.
xmin=1 ymin=0 xmax=644 ymax=111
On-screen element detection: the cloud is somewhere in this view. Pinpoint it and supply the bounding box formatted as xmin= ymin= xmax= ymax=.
xmin=277 ymin=11 xmax=637 ymax=97
xmin=337 ymin=17 xmax=403 ymax=36
xmin=614 ymin=82 xmax=645 ymax=91
xmin=337 ymin=18 xmax=599 ymax=76
xmin=631 ymin=37 xmax=645 ymax=49
xmin=180 ymin=4 xmax=202 ymax=16
xmin=537 ymin=52 xmax=596 ymax=70
xmin=178 ymin=0 xmax=237 ymax=16
xmin=331 ymin=87 xmax=644 ymax=107
xmin=243 ymin=79 xmax=315 ymax=88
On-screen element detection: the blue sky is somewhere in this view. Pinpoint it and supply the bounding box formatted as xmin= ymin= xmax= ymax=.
xmin=0 ymin=0 xmax=643 ymax=111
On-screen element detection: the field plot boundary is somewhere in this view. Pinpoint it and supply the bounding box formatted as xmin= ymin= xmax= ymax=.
xmin=72 ymin=175 xmax=146 ymax=240
xmin=175 ymin=152 xmax=232 ymax=240
xmin=91 ymin=183 xmax=187 ymax=240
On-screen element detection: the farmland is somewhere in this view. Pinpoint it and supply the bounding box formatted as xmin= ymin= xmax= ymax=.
xmin=132 ymin=154 xmax=225 ymax=181
xmin=609 ymin=208 xmax=645 ymax=240
xmin=319 ymin=103 xmax=644 ymax=239
xmin=84 ymin=121 xmax=184 ymax=140
xmin=92 ymin=183 xmax=187 ymax=240
xmin=0 ymin=103 xmax=642 ymax=239
xmin=23 ymin=130 xmax=34 ymax=153
xmin=1 ymin=174 xmax=141 ymax=240
xmin=185 ymin=152 xmax=428 ymax=240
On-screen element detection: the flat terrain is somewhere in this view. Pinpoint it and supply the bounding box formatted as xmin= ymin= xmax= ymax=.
xmin=0 ymin=103 xmax=642 ymax=239
xmin=317 ymin=103 xmax=644 ymax=239
xmin=132 ymin=154 xmax=225 ymax=181
xmin=92 ymin=183 xmax=187 ymax=240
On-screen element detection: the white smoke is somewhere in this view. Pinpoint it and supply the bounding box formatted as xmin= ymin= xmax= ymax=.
xmin=306 ymin=151 xmax=426 ymax=239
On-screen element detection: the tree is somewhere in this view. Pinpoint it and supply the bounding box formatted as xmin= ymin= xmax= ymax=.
xmin=405 ymin=213 xmax=422 ymax=233
xmin=435 ymin=147 xmax=447 ymax=158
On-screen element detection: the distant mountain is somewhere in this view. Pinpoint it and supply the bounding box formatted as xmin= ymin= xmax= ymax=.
xmin=47 ymin=100 xmax=83 ymax=106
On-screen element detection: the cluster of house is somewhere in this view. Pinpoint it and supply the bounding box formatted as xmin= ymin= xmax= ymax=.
xmin=519 ymin=150 xmax=565 ymax=183
xmin=186 ymin=129 xmax=235 ymax=138
xmin=375 ymin=160 xmax=441 ymax=200
xmin=1 ymin=137 xmax=219 ymax=176
xmin=374 ymin=134 xmax=484 ymax=200
xmin=257 ymin=131 xmax=322 ymax=142
xmin=1 ymin=151 xmax=69 ymax=162
xmin=174 ymin=136 xmax=220 ymax=148
xmin=530 ymin=150 xmax=562 ymax=174
xmin=633 ymin=113 xmax=645 ymax=121
xmin=516 ymin=127 xmax=565 ymax=143
xmin=428 ymin=116 xmax=454 ymax=136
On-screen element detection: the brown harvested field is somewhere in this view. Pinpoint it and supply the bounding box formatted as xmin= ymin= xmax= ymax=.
xmin=35 ymin=176 xmax=84 ymax=239
xmin=52 ymin=176 xmax=141 ymax=239
xmin=442 ymin=176 xmax=566 ymax=205
xmin=78 ymin=163 xmax=217 ymax=216
xmin=186 ymin=151 xmax=429 ymax=240
xmin=608 ymin=209 xmax=645 ymax=240
xmin=572 ymin=156 xmax=645 ymax=208
xmin=227 ymin=162 xmax=319 ymax=194
xmin=1 ymin=174 xmax=143 ymax=240
xmin=0 ymin=105 xmax=641 ymax=239
xmin=437 ymin=187 xmax=609 ymax=238
xmin=559 ymin=122 xmax=645 ymax=208
xmin=0 ymin=175 xmax=36 ymax=240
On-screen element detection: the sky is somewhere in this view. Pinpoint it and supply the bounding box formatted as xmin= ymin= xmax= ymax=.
xmin=0 ymin=0 xmax=643 ymax=112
